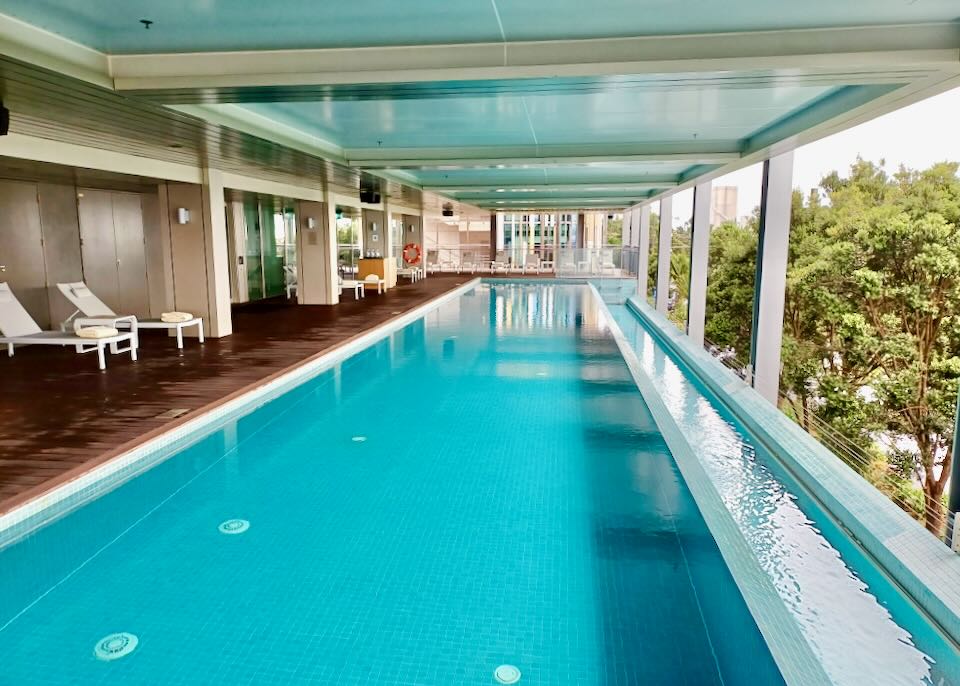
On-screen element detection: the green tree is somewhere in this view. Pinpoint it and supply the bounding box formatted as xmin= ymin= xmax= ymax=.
xmin=606 ymin=216 xmax=623 ymax=245
xmin=704 ymin=219 xmax=757 ymax=355
xmin=831 ymin=161 xmax=960 ymax=532
xmin=702 ymin=159 xmax=960 ymax=532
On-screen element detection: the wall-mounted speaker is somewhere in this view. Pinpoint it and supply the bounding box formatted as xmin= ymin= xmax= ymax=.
xmin=359 ymin=189 xmax=381 ymax=204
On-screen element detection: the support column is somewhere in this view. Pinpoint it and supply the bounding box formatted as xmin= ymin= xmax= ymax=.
xmin=163 ymin=172 xmax=232 ymax=338
xmin=200 ymin=169 xmax=232 ymax=337
xmin=627 ymin=209 xmax=640 ymax=276
xmin=325 ymin=201 xmax=342 ymax=302
xmin=749 ymin=151 xmax=794 ymax=404
xmin=946 ymin=390 xmax=960 ymax=548
xmin=686 ymin=181 xmax=712 ymax=347
xmin=655 ymin=196 xmax=673 ymax=314
xmin=296 ymin=200 xmax=337 ymax=304
xmin=637 ymin=205 xmax=651 ymax=298
xmin=489 ymin=214 xmax=497 ymax=262
xmin=577 ymin=212 xmax=585 ymax=249
xmin=629 ymin=209 xmax=640 ymax=247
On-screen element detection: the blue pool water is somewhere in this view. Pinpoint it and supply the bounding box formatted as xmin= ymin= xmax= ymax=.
xmin=0 ymin=283 xmax=783 ymax=685
xmin=607 ymin=300 xmax=960 ymax=686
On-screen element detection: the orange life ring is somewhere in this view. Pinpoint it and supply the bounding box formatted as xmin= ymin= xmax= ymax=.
xmin=402 ymin=243 xmax=422 ymax=265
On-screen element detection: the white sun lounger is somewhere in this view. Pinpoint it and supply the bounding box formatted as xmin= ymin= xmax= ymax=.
xmin=0 ymin=282 xmax=137 ymax=370
xmin=57 ymin=282 xmax=203 ymax=349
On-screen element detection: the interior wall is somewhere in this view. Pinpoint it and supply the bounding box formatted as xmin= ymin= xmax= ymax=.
xmin=361 ymin=209 xmax=385 ymax=256
xmin=296 ymin=199 xmax=335 ymax=304
xmin=165 ymin=182 xmax=211 ymax=329
xmin=37 ymin=183 xmax=83 ymax=326
xmin=400 ymin=214 xmax=423 ymax=267
xmin=0 ymin=180 xmax=48 ymax=327
xmin=141 ymin=189 xmax=172 ymax=318
xmin=0 ymin=178 xmax=157 ymax=329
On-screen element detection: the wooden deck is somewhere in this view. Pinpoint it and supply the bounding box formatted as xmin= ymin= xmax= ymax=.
xmin=0 ymin=274 xmax=471 ymax=513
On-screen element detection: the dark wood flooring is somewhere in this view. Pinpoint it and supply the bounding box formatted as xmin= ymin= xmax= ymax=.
xmin=0 ymin=274 xmax=471 ymax=513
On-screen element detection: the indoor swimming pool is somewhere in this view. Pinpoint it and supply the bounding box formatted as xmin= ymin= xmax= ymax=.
xmin=0 ymin=282 xmax=955 ymax=685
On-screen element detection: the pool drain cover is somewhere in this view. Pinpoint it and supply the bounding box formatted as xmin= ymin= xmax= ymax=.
xmin=94 ymin=632 xmax=138 ymax=661
xmin=218 ymin=518 xmax=250 ymax=535
xmin=351 ymin=436 xmax=367 ymax=442
xmin=494 ymin=665 xmax=521 ymax=684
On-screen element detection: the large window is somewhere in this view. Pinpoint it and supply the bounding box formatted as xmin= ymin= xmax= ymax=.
xmin=336 ymin=206 xmax=362 ymax=276
xmin=235 ymin=196 xmax=297 ymax=301
xmin=500 ymin=213 xmax=577 ymax=265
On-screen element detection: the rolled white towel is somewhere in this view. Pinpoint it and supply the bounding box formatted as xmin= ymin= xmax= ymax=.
xmin=161 ymin=311 xmax=194 ymax=323
xmin=75 ymin=325 xmax=120 ymax=339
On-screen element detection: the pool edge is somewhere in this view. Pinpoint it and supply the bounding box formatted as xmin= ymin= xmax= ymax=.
xmin=623 ymin=294 xmax=960 ymax=650
xmin=589 ymin=285 xmax=832 ymax=686
xmin=0 ymin=278 xmax=482 ymax=538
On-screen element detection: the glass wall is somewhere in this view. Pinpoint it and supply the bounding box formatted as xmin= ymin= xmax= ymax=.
xmin=243 ymin=202 xmax=264 ymax=301
xmin=647 ymin=202 xmax=660 ymax=305
xmin=500 ymin=213 xmax=578 ymax=266
xmin=233 ymin=195 xmax=297 ymax=302
xmin=336 ymin=206 xmax=362 ymax=276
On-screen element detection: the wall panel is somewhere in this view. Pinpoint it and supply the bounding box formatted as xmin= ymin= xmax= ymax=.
xmin=0 ymin=180 xmax=49 ymax=327
xmin=112 ymin=191 xmax=150 ymax=316
xmin=37 ymin=182 xmax=83 ymax=327
xmin=77 ymin=189 xmax=121 ymax=312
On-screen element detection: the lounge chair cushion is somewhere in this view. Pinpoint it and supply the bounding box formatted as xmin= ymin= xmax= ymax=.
xmin=161 ymin=311 xmax=195 ymax=323
xmin=75 ymin=325 xmax=120 ymax=339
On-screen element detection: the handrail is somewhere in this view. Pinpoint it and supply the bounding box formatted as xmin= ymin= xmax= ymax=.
xmin=701 ymin=334 xmax=949 ymax=536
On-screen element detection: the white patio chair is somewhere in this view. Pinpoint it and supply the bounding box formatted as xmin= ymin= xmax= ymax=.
xmin=338 ymin=275 xmax=363 ymax=300
xmin=283 ymin=264 xmax=298 ymax=299
xmin=0 ymin=282 xmax=137 ymax=370
xmin=397 ymin=258 xmax=420 ymax=283
xmin=524 ymin=254 xmax=542 ymax=274
xmin=57 ymin=281 xmax=203 ymax=349
xmin=599 ymin=249 xmax=618 ymax=275
xmin=364 ymin=273 xmax=386 ymax=294
xmin=460 ymin=252 xmax=479 ymax=274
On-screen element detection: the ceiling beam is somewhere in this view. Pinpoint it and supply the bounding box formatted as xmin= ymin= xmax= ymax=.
xmin=423 ymin=180 xmax=678 ymax=193
xmin=347 ymin=142 xmax=739 ymax=169
xmin=632 ymin=70 xmax=960 ymax=209
xmin=105 ymin=23 xmax=960 ymax=96
xmin=477 ymin=197 xmax=635 ymax=207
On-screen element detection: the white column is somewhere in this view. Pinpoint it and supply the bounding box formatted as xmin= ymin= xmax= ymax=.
xmin=655 ymin=196 xmax=673 ymax=314
xmin=200 ymin=168 xmax=233 ymax=337
xmin=622 ymin=209 xmax=632 ymax=245
xmin=637 ymin=205 xmax=651 ymax=298
xmin=750 ymin=151 xmax=795 ymax=404
xmin=324 ymin=200 xmax=341 ymax=303
xmin=296 ymin=200 xmax=337 ymax=304
xmin=686 ymin=181 xmax=712 ymax=347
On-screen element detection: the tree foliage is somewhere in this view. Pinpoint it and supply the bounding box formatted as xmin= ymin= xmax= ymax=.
xmin=691 ymin=159 xmax=960 ymax=533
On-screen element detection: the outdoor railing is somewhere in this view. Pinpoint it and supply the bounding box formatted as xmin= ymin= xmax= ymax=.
xmin=422 ymin=244 xmax=639 ymax=278
xmin=701 ymin=334 xmax=955 ymax=547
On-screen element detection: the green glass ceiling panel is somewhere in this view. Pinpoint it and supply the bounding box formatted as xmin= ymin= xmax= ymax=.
xmin=2 ymin=0 xmax=957 ymax=53
xmin=411 ymin=163 xmax=693 ymax=186
xmin=236 ymin=83 xmax=835 ymax=150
